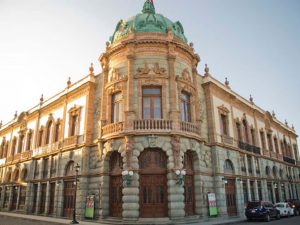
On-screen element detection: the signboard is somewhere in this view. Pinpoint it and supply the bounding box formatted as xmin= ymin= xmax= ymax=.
xmin=208 ymin=193 xmax=218 ymax=216
xmin=85 ymin=195 xmax=95 ymax=219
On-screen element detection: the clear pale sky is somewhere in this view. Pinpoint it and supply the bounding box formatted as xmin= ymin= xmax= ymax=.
xmin=0 ymin=0 xmax=299 ymax=140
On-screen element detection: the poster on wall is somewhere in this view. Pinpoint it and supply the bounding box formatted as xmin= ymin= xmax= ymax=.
xmin=208 ymin=192 xmax=218 ymax=216
xmin=85 ymin=195 xmax=95 ymax=219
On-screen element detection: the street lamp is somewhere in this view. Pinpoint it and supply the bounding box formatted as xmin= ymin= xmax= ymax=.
xmin=71 ymin=163 xmax=80 ymax=224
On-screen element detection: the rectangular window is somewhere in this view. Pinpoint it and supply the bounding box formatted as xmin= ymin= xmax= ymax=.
xmin=26 ymin=131 xmax=32 ymax=151
xmin=247 ymin=156 xmax=253 ymax=174
xmin=142 ymin=87 xmax=162 ymax=119
xmin=111 ymin=92 xmax=122 ymax=123
xmin=260 ymin=131 xmax=266 ymax=149
xmin=236 ymin=123 xmax=242 ymax=141
xmin=43 ymin=158 xmax=49 ymax=179
xmin=220 ymin=114 xmax=228 ymax=136
xmin=267 ymin=133 xmax=273 ymax=151
xmin=255 ymin=158 xmax=260 ymax=174
xmin=251 ymin=129 xmax=256 ymax=146
xmin=274 ymin=137 xmax=279 ymax=153
xmin=54 ymin=123 xmax=60 ymax=142
xmin=70 ymin=115 xmax=78 ymax=136
xmin=180 ymin=92 xmax=191 ymax=122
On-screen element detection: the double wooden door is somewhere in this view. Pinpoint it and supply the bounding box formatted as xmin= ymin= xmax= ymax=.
xmin=63 ymin=180 xmax=75 ymax=218
xmin=10 ymin=186 xmax=18 ymax=211
xmin=139 ymin=149 xmax=168 ymax=218
xmin=48 ymin=183 xmax=55 ymax=215
xmin=184 ymin=152 xmax=195 ymax=216
xmin=225 ymin=179 xmax=237 ymax=216
xmin=109 ymin=152 xmax=123 ymax=217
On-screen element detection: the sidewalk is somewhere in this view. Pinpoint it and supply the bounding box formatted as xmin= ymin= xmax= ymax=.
xmin=0 ymin=211 xmax=245 ymax=225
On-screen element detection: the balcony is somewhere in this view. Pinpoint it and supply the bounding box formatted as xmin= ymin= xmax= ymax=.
xmin=32 ymin=142 xmax=61 ymax=157
xmin=134 ymin=119 xmax=172 ymax=131
xmin=221 ymin=135 xmax=234 ymax=145
xmin=102 ymin=122 xmax=124 ymax=136
xmin=21 ymin=151 xmax=32 ymax=160
xmin=63 ymin=135 xmax=84 ymax=148
xmin=283 ymin=156 xmax=296 ymax=165
xmin=180 ymin=121 xmax=200 ymax=135
xmin=12 ymin=153 xmax=21 ymax=162
xmin=238 ymin=141 xmax=261 ymax=154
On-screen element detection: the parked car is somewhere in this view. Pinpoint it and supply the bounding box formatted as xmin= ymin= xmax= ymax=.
xmin=245 ymin=201 xmax=281 ymax=222
xmin=286 ymin=199 xmax=300 ymax=216
xmin=275 ymin=202 xmax=294 ymax=217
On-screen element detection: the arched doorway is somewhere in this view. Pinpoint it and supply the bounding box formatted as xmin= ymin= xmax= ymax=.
xmin=109 ymin=151 xmax=123 ymax=217
xmin=184 ymin=151 xmax=195 ymax=216
xmin=224 ymin=159 xmax=237 ymax=216
xmin=139 ymin=148 xmax=168 ymax=218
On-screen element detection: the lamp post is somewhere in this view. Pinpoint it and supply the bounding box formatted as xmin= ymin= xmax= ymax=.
xmin=71 ymin=163 xmax=80 ymax=224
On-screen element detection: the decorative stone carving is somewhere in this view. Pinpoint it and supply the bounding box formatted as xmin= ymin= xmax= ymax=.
xmin=217 ymin=105 xmax=230 ymax=115
xmin=109 ymin=68 xmax=124 ymax=82
xmin=125 ymin=136 xmax=134 ymax=169
xmin=171 ymin=135 xmax=180 ymax=169
xmin=148 ymin=135 xmax=158 ymax=148
xmin=153 ymin=63 xmax=166 ymax=75
xmin=181 ymin=68 xmax=191 ymax=81
xmin=137 ymin=62 xmax=151 ymax=76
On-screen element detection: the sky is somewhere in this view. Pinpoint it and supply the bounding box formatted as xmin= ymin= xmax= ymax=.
xmin=0 ymin=0 xmax=299 ymax=139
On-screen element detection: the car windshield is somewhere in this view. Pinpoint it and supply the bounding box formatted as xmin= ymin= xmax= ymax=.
xmin=275 ymin=204 xmax=284 ymax=208
xmin=247 ymin=202 xmax=260 ymax=209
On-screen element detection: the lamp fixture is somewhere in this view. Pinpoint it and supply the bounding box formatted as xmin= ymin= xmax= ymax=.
xmin=122 ymin=170 xmax=134 ymax=186
xmin=175 ymin=169 xmax=186 ymax=185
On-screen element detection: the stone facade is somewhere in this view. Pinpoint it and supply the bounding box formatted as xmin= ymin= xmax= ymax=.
xmin=0 ymin=1 xmax=299 ymax=224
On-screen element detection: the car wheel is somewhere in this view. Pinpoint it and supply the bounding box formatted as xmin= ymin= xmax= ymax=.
xmin=276 ymin=213 xmax=280 ymax=220
xmin=265 ymin=214 xmax=271 ymax=222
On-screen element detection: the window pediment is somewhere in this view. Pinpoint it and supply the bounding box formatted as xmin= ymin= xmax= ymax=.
xmin=217 ymin=105 xmax=230 ymax=115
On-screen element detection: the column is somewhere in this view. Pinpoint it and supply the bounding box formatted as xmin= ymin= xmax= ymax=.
xmin=44 ymin=181 xmax=50 ymax=215
xmin=167 ymin=53 xmax=180 ymax=130
xmin=124 ymin=53 xmax=136 ymax=130
xmin=253 ymin=180 xmax=259 ymax=201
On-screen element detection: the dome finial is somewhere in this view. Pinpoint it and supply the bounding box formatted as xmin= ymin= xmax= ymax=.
xmin=142 ymin=0 xmax=155 ymax=14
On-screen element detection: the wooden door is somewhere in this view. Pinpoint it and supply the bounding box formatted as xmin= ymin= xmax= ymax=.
xmin=225 ymin=179 xmax=237 ymax=216
xmin=109 ymin=152 xmax=123 ymax=217
xmin=184 ymin=152 xmax=195 ymax=216
xmin=32 ymin=184 xmax=38 ymax=213
xmin=63 ymin=180 xmax=75 ymax=218
xmin=10 ymin=186 xmax=18 ymax=211
xmin=139 ymin=149 xmax=168 ymax=218
xmin=18 ymin=186 xmax=26 ymax=210
xmin=48 ymin=183 xmax=55 ymax=215
xmin=39 ymin=183 xmax=47 ymax=214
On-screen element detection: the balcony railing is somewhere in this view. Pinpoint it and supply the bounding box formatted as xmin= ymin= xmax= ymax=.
xmin=283 ymin=156 xmax=296 ymax=165
xmin=134 ymin=119 xmax=172 ymax=131
xmin=32 ymin=142 xmax=61 ymax=157
xmin=63 ymin=135 xmax=84 ymax=147
xmin=21 ymin=151 xmax=32 ymax=160
xmin=102 ymin=122 xmax=124 ymax=136
xmin=180 ymin=121 xmax=200 ymax=135
xmin=238 ymin=141 xmax=261 ymax=154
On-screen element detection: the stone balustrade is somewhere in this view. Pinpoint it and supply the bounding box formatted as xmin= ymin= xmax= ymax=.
xmin=133 ymin=119 xmax=172 ymax=131
xmin=180 ymin=121 xmax=200 ymax=135
xmin=102 ymin=122 xmax=124 ymax=136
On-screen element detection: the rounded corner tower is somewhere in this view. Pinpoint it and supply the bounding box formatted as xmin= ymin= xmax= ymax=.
xmin=97 ymin=0 xmax=205 ymax=222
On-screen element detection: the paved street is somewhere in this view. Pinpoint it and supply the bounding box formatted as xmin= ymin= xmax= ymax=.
xmin=233 ymin=216 xmax=300 ymax=225
xmin=0 ymin=215 xmax=64 ymax=225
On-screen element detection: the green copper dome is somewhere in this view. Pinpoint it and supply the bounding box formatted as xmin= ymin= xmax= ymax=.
xmin=110 ymin=0 xmax=187 ymax=44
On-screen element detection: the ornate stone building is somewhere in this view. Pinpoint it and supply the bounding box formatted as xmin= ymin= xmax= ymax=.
xmin=0 ymin=1 xmax=299 ymax=224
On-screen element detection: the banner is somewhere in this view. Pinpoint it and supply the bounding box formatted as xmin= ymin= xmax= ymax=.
xmin=85 ymin=195 xmax=95 ymax=219
xmin=208 ymin=193 xmax=218 ymax=216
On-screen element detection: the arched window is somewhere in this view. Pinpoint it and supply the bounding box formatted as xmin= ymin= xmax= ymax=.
xmin=224 ymin=159 xmax=234 ymax=174
xmin=273 ymin=166 xmax=278 ymax=178
xmin=45 ymin=120 xmax=53 ymax=145
xmin=13 ymin=169 xmax=19 ymax=182
xmin=11 ymin=137 xmax=17 ymax=156
xmin=38 ymin=127 xmax=44 ymax=147
xmin=54 ymin=120 xmax=61 ymax=142
xmin=65 ymin=161 xmax=75 ymax=176
xmin=26 ymin=130 xmax=33 ymax=151
xmin=17 ymin=134 xmax=25 ymax=153
xmin=5 ymin=171 xmax=11 ymax=183
xmin=20 ymin=168 xmax=28 ymax=182
xmin=265 ymin=166 xmax=271 ymax=177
